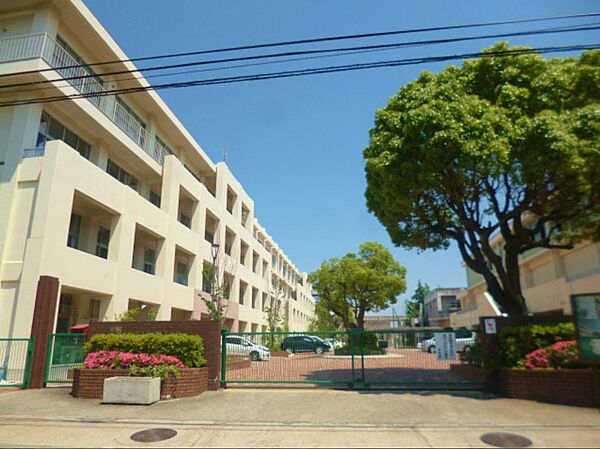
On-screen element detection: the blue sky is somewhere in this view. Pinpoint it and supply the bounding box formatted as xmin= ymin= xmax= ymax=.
xmin=86 ymin=0 xmax=598 ymax=314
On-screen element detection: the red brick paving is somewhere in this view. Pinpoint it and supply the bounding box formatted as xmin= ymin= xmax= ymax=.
xmin=226 ymin=349 xmax=468 ymax=384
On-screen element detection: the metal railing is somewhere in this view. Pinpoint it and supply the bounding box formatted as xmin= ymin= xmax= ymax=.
xmin=22 ymin=147 xmax=45 ymax=158
xmin=0 ymin=338 xmax=35 ymax=388
xmin=0 ymin=33 xmax=167 ymax=165
xmin=44 ymin=333 xmax=85 ymax=383
xmin=221 ymin=329 xmax=484 ymax=389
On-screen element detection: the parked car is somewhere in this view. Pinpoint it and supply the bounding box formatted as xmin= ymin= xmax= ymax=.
xmin=419 ymin=332 xmax=477 ymax=354
xmin=280 ymin=335 xmax=331 ymax=354
xmin=324 ymin=338 xmax=343 ymax=349
xmin=225 ymin=336 xmax=270 ymax=361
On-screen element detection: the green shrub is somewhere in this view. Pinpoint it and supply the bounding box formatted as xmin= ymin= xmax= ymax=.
xmin=334 ymin=346 xmax=385 ymax=356
xmin=496 ymin=322 xmax=575 ymax=368
xmin=460 ymin=341 xmax=483 ymax=368
xmin=85 ymin=333 xmax=206 ymax=367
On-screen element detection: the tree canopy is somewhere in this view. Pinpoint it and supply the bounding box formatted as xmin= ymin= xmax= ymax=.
xmin=308 ymin=241 xmax=407 ymax=330
xmin=364 ymin=43 xmax=600 ymax=315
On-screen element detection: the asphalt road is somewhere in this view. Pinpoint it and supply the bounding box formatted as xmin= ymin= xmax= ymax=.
xmin=0 ymin=386 xmax=599 ymax=447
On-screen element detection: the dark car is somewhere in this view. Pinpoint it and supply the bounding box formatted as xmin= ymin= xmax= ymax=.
xmin=280 ymin=335 xmax=330 ymax=354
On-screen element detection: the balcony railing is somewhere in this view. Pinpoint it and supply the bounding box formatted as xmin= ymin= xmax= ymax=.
xmin=0 ymin=33 xmax=166 ymax=165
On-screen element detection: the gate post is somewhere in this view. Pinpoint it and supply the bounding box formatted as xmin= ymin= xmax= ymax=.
xmin=28 ymin=276 xmax=60 ymax=388
xmin=220 ymin=327 xmax=227 ymax=388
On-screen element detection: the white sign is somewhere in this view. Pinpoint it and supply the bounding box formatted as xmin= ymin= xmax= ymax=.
xmin=484 ymin=319 xmax=497 ymax=335
xmin=434 ymin=333 xmax=457 ymax=361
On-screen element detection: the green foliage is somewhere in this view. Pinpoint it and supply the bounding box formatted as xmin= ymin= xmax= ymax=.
xmin=309 ymin=241 xmax=407 ymax=331
xmin=85 ymin=333 xmax=206 ymax=367
xmin=308 ymin=300 xmax=344 ymax=331
xmin=403 ymin=281 xmax=430 ymax=325
xmin=460 ymin=341 xmax=483 ymax=368
xmin=114 ymin=306 xmax=157 ymax=322
xmin=496 ymin=322 xmax=576 ymax=368
xmin=129 ymin=364 xmax=181 ymax=380
xmin=364 ymin=43 xmax=600 ymax=315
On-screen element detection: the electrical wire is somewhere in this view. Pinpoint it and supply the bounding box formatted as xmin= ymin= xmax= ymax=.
xmin=2 ymin=43 xmax=597 ymax=108
xmin=2 ymin=21 xmax=599 ymax=94
xmin=1 ymin=11 xmax=598 ymax=80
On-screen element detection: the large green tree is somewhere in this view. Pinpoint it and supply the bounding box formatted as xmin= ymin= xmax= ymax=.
xmin=309 ymin=241 xmax=407 ymax=330
xmin=364 ymin=43 xmax=600 ymax=316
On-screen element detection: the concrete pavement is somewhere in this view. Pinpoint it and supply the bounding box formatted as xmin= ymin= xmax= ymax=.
xmin=0 ymin=386 xmax=599 ymax=447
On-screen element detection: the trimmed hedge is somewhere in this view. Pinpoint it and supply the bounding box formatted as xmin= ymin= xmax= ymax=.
xmin=496 ymin=322 xmax=575 ymax=368
xmin=84 ymin=333 xmax=206 ymax=367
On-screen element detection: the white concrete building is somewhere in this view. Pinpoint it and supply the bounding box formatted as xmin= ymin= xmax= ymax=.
xmin=0 ymin=0 xmax=315 ymax=338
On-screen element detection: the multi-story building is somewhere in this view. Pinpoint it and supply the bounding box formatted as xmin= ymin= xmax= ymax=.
xmin=423 ymin=288 xmax=464 ymax=328
xmin=450 ymin=237 xmax=600 ymax=328
xmin=0 ymin=0 xmax=315 ymax=338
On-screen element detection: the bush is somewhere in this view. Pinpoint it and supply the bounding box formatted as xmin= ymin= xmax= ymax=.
xmin=460 ymin=341 xmax=483 ymax=368
xmin=85 ymin=333 xmax=206 ymax=367
xmin=83 ymin=351 xmax=184 ymax=380
xmin=496 ymin=322 xmax=575 ymax=368
xmin=521 ymin=340 xmax=584 ymax=369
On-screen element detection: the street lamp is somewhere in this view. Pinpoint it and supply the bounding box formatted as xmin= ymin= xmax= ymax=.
xmin=210 ymin=243 xmax=220 ymax=319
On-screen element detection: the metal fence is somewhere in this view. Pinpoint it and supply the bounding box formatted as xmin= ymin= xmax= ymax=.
xmin=44 ymin=333 xmax=85 ymax=383
xmin=0 ymin=338 xmax=34 ymax=388
xmin=221 ymin=329 xmax=483 ymax=389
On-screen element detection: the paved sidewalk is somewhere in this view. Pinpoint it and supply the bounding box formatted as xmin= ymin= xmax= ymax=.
xmin=0 ymin=387 xmax=599 ymax=447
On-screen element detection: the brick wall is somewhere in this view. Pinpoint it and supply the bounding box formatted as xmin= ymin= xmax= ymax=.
xmin=87 ymin=320 xmax=222 ymax=390
xmin=72 ymin=367 xmax=208 ymax=399
xmin=500 ymin=368 xmax=600 ymax=408
xmin=449 ymin=364 xmax=487 ymax=383
xmin=226 ymin=356 xmax=251 ymax=371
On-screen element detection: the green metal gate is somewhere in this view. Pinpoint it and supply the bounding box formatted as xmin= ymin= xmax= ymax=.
xmin=0 ymin=338 xmax=34 ymax=388
xmin=44 ymin=333 xmax=85 ymax=383
xmin=221 ymin=329 xmax=483 ymax=389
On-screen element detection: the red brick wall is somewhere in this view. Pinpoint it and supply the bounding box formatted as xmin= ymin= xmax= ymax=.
xmin=87 ymin=320 xmax=222 ymax=390
xmin=226 ymin=356 xmax=251 ymax=371
xmin=72 ymin=368 xmax=208 ymax=399
xmin=450 ymin=364 xmax=487 ymax=383
xmin=500 ymin=368 xmax=600 ymax=408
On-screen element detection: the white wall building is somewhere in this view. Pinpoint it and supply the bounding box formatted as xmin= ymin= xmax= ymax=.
xmin=0 ymin=0 xmax=315 ymax=338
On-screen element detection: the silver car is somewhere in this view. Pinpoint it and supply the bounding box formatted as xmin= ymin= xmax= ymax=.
xmin=225 ymin=336 xmax=270 ymax=361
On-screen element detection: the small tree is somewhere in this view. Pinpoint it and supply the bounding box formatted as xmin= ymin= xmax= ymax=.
xmin=364 ymin=44 xmax=600 ymax=315
xmin=202 ymin=253 xmax=236 ymax=325
xmin=309 ymin=241 xmax=407 ymax=331
xmin=265 ymin=278 xmax=288 ymax=348
xmin=403 ymin=281 xmax=430 ymax=326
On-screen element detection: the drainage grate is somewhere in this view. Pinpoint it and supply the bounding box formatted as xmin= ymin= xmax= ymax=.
xmin=130 ymin=428 xmax=178 ymax=443
xmin=480 ymin=432 xmax=533 ymax=448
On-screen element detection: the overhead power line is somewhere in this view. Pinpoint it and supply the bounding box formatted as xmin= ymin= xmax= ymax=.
xmin=2 ymin=21 xmax=598 ymax=93
xmin=2 ymin=44 xmax=597 ymax=108
xmin=0 ymin=11 xmax=599 ymax=80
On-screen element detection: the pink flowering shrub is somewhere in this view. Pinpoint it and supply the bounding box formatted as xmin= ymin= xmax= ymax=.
xmin=84 ymin=351 xmax=185 ymax=379
xmin=521 ymin=340 xmax=583 ymax=369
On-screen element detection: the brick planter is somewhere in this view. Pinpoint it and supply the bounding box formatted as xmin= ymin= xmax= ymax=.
xmin=71 ymin=367 xmax=208 ymax=400
xmin=226 ymin=356 xmax=252 ymax=370
xmin=270 ymin=351 xmax=290 ymax=358
xmin=450 ymin=364 xmax=487 ymax=383
xmin=500 ymin=368 xmax=600 ymax=408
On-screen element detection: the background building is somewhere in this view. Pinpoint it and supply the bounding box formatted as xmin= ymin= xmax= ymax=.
xmin=450 ymin=238 xmax=600 ymax=328
xmin=0 ymin=0 xmax=315 ymax=338
xmin=423 ymin=288 xmax=464 ymax=328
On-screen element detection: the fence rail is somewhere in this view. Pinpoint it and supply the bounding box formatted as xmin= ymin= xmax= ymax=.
xmin=222 ymin=329 xmax=483 ymax=389
xmin=44 ymin=333 xmax=85 ymax=383
xmin=0 ymin=338 xmax=34 ymax=388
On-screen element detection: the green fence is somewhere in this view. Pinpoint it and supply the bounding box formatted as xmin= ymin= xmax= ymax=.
xmin=44 ymin=333 xmax=85 ymax=383
xmin=221 ymin=329 xmax=483 ymax=389
xmin=0 ymin=338 xmax=34 ymax=388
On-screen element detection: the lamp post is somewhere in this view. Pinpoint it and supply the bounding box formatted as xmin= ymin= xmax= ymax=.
xmin=210 ymin=243 xmax=220 ymax=319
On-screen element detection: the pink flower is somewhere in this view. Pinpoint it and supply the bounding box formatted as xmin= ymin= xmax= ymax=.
xmin=83 ymin=351 xmax=186 ymax=370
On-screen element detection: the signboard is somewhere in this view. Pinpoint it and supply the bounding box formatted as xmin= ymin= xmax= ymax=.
xmin=434 ymin=332 xmax=457 ymax=361
xmin=570 ymin=293 xmax=600 ymax=363
xmin=484 ymin=318 xmax=497 ymax=335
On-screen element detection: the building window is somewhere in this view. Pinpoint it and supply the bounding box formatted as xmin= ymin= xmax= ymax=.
xmin=143 ymin=248 xmax=156 ymax=275
xmin=175 ymin=261 xmax=189 ymax=286
xmin=106 ymin=159 xmax=138 ymax=191
xmin=149 ymin=191 xmax=161 ymax=208
xmin=37 ymin=112 xmax=91 ymax=159
xmin=179 ymin=212 xmax=192 ymax=228
xmin=67 ymin=214 xmax=81 ymax=249
xmin=88 ymin=299 xmax=101 ymax=322
xmin=95 ymin=226 xmax=110 ymax=259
